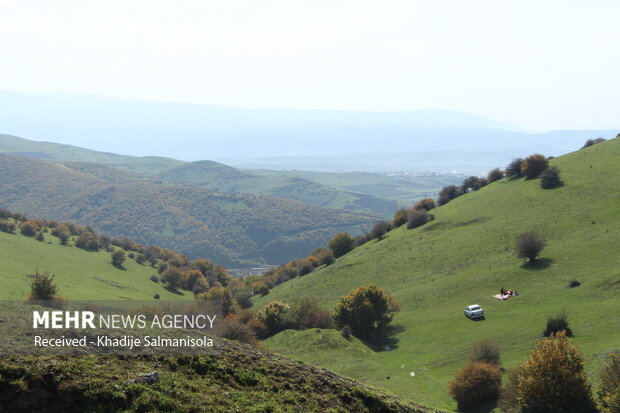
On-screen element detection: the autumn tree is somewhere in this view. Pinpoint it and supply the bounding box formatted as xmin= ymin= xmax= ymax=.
xmin=19 ymin=221 xmax=38 ymax=237
xmin=333 ymin=285 xmax=399 ymax=343
xmin=198 ymin=285 xmax=239 ymax=316
xmin=503 ymin=331 xmax=596 ymax=413
xmin=521 ymin=154 xmax=549 ymax=178
xmin=162 ymin=267 xmax=183 ymax=290
xmin=598 ymin=353 xmax=620 ymax=413
xmin=414 ymin=198 xmax=436 ymax=211
xmin=328 ymin=232 xmax=355 ymax=258
xmin=27 ymin=270 xmax=59 ymax=301
xmin=257 ymin=301 xmax=290 ymax=336
xmin=515 ymin=231 xmax=546 ymax=262
xmin=391 ymin=208 xmax=409 ymax=228
xmin=448 ymin=362 xmax=502 ymax=411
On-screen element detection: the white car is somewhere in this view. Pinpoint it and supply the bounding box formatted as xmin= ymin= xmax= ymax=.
xmin=464 ymin=305 xmax=485 ymax=319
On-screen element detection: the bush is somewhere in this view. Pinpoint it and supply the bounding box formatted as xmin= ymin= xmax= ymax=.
xmin=486 ymin=168 xmax=504 ymax=183
xmin=19 ymin=221 xmax=38 ymax=237
xmin=199 ymin=286 xmax=239 ymax=316
xmin=162 ymin=267 xmax=183 ymax=290
xmin=505 ymin=158 xmax=524 ymax=178
xmin=27 ymin=270 xmax=59 ymax=301
xmin=504 ymin=331 xmax=596 ymax=413
xmin=369 ymin=221 xmax=390 ymax=240
xmin=461 ymin=176 xmax=486 ymax=193
xmin=328 ymin=233 xmax=355 ymax=258
xmin=582 ymin=137 xmax=606 ymax=148
xmin=540 ymin=166 xmax=562 ymax=189
xmin=448 ymin=362 xmax=502 ymax=411
xmin=515 ymin=231 xmax=546 ymax=262
xmin=317 ymin=248 xmax=335 ymax=266
xmin=470 ymin=339 xmax=501 ymax=364
xmin=568 ymin=280 xmax=581 ymax=288
xmin=598 ymin=353 xmax=620 ymax=413
xmin=75 ymin=232 xmax=100 ymax=251
xmin=35 ymin=231 xmax=45 ymax=242
xmin=0 ymin=219 xmax=16 ymax=233
xmin=297 ymin=260 xmax=314 ymax=276
xmin=407 ymin=209 xmax=431 ymax=229
xmin=153 ymin=294 xmax=160 ymax=299
xmin=391 ymin=208 xmax=409 ymax=228
xmin=253 ymin=282 xmax=270 ymax=297
xmin=290 ymin=298 xmax=333 ymax=330
xmin=341 ymin=325 xmax=353 ymax=339
xmin=222 ymin=319 xmax=257 ymax=345
xmin=543 ymin=311 xmax=573 ymax=337
xmin=111 ymin=250 xmax=126 ymax=267
xmin=257 ymin=301 xmax=290 ymax=336
xmin=437 ymin=185 xmax=463 ymax=206
xmin=333 ymin=285 xmax=399 ymax=343
xmin=149 ymin=274 xmax=159 ymax=283
xmin=414 ymin=198 xmax=436 ymax=211
xmin=354 ymin=234 xmax=369 ymax=247
xmin=521 ymin=154 xmax=549 ymax=178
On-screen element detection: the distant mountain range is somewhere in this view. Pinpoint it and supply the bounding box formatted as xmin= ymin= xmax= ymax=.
xmin=1 ymin=90 xmax=615 ymax=173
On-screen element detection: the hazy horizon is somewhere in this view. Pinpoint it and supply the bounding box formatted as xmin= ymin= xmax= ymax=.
xmin=1 ymin=1 xmax=619 ymax=133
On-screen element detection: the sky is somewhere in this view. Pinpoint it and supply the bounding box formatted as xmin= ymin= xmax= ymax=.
xmin=0 ymin=0 xmax=619 ymax=132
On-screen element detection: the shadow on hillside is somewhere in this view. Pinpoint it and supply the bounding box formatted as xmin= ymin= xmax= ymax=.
xmin=163 ymin=285 xmax=184 ymax=296
xmin=112 ymin=263 xmax=126 ymax=271
xmin=366 ymin=324 xmax=404 ymax=352
xmin=457 ymin=400 xmax=498 ymax=413
xmin=521 ymin=257 xmax=554 ymax=271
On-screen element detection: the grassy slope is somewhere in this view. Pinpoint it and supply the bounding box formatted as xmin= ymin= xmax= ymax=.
xmin=257 ymin=138 xmax=620 ymax=411
xmin=0 ymin=229 xmax=194 ymax=301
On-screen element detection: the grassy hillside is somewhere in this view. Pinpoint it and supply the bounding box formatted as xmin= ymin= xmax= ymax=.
xmin=0 ymin=155 xmax=380 ymax=268
xmin=0 ymin=228 xmax=193 ymax=301
xmin=255 ymin=138 xmax=620 ymax=410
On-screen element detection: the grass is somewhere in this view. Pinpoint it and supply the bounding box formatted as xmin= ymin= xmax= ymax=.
xmin=0 ymin=229 xmax=194 ymax=301
xmin=254 ymin=138 xmax=620 ymax=411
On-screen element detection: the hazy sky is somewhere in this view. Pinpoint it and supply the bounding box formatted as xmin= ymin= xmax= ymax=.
xmin=1 ymin=0 xmax=618 ymax=132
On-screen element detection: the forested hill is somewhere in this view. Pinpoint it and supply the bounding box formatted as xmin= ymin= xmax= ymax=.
xmin=0 ymin=154 xmax=379 ymax=267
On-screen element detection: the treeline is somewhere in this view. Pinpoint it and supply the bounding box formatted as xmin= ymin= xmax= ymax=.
xmin=0 ymin=208 xmax=260 ymax=309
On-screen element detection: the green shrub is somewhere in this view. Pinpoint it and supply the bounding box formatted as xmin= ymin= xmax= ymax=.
xmin=257 ymin=301 xmax=291 ymax=336
xmin=27 ymin=270 xmax=59 ymax=301
xmin=437 ymin=185 xmax=463 ymax=205
xmin=543 ymin=311 xmax=573 ymax=337
xmin=111 ymin=250 xmax=126 ymax=267
xmin=369 ymin=221 xmax=390 ymax=240
xmin=582 ymin=137 xmax=606 ymax=148
xmin=328 ymin=233 xmax=355 ymax=258
xmin=540 ymin=166 xmax=562 ymax=189
xmin=333 ymin=285 xmax=399 ymax=343
xmin=515 ymin=231 xmax=546 ymax=262
xmin=407 ymin=209 xmax=431 ymax=229
xmin=470 ymin=339 xmax=501 ymax=364
xmin=448 ymin=362 xmax=502 ymax=411
xmin=505 ymin=158 xmax=524 ymax=178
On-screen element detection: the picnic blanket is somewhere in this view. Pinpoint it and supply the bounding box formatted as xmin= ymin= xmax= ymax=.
xmin=493 ymin=293 xmax=518 ymax=300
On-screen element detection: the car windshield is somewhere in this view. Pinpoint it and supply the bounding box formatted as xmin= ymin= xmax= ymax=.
xmin=470 ymin=306 xmax=481 ymax=310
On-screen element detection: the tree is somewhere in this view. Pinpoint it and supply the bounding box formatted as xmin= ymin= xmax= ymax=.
xmin=75 ymin=231 xmax=100 ymax=251
xmin=328 ymin=233 xmax=355 ymax=258
xmin=515 ymin=231 xmax=546 ymax=262
xmin=0 ymin=219 xmax=16 ymax=233
xmin=27 ymin=270 xmax=59 ymax=301
xmin=414 ymin=198 xmax=436 ymax=211
xmin=521 ymin=154 xmax=549 ymax=179
xmin=598 ymin=353 xmax=620 ymax=413
xmin=539 ymin=166 xmax=562 ymax=189
xmin=333 ymin=285 xmax=399 ymax=343
xmin=162 ymin=267 xmax=183 ymax=290
xmin=199 ymin=286 xmax=239 ymax=316
xmin=57 ymin=230 xmax=70 ymax=245
xmin=407 ymin=209 xmax=431 ymax=229
xmin=505 ymin=158 xmax=524 ymax=178
xmin=506 ymin=331 xmax=596 ymax=413
xmin=437 ymin=185 xmax=462 ymax=205
xmin=35 ymin=231 xmax=45 ymax=242
xmin=582 ymin=137 xmax=606 ymax=148
xmin=487 ymin=168 xmax=504 ymax=183
xmin=461 ymin=176 xmax=486 ymax=192
xmin=369 ymin=221 xmax=389 ymax=240
xmin=19 ymin=221 xmax=38 ymax=237
xmin=111 ymin=249 xmax=126 ymax=267
xmin=448 ymin=362 xmax=502 ymax=411
xmin=391 ymin=208 xmax=409 ymax=228
xmin=183 ymin=269 xmax=204 ymax=291
xmin=257 ymin=301 xmax=290 ymax=336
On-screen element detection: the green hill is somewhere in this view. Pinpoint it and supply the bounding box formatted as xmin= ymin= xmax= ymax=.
xmin=155 ymin=161 xmax=399 ymax=216
xmin=0 ymin=154 xmax=379 ymax=268
xmin=255 ymin=138 xmax=620 ymax=410
xmin=0 ymin=227 xmax=193 ymax=301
